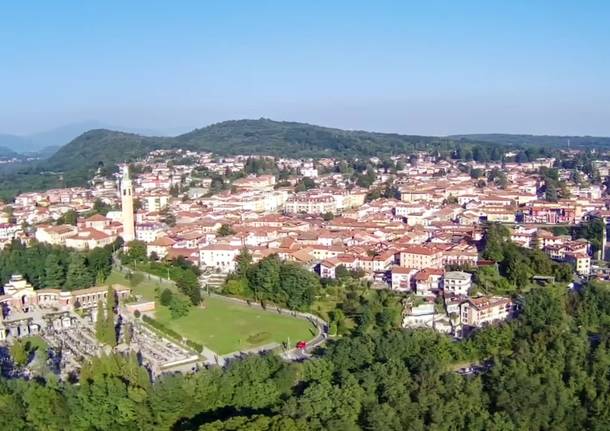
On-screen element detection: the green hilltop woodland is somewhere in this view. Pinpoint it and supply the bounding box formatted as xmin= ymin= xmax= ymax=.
xmin=0 ymin=118 xmax=601 ymax=200
xmin=41 ymin=119 xmax=468 ymax=171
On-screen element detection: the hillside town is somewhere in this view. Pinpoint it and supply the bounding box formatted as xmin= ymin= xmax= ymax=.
xmin=1 ymin=148 xmax=608 ymax=340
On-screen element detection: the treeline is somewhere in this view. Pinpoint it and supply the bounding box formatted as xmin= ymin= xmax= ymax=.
xmin=539 ymin=167 xmax=570 ymax=202
xmin=321 ymin=275 xmax=403 ymax=336
xmin=574 ymin=218 xmax=605 ymax=255
xmin=0 ymin=239 xmax=117 ymax=291
xmin=3 ymin=283 xmax=610 ymax=429
xmin=120 ymin=240 xmax=202 ymax=306
xmin=482 ymin=223 xmax=573 ymax=289
xmin=223 ymin=252 xmax=320 ymax=311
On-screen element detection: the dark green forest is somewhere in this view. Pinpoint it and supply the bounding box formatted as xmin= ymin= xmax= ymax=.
xmin=0 ymin=240 xmax=116 ymax=290
xmin=44 ymin=119 xmax=485 ymax=172
xmin=2 ymin=282 xmax=610 ymax=430
xmin=451 ymin=133 xmax=610 ymax=149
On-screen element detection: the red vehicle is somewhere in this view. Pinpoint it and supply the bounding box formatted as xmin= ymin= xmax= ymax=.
xmin=296 ymin=340 xmax=307 ymax=350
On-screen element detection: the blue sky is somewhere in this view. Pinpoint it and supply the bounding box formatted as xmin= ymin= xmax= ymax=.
xmin=1 ymin=1 xmax=609 ymax=136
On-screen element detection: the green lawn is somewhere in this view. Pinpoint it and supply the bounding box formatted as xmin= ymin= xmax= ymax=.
xmin=106 ymin=271 xmax=317 ymax=355
xmin=23 ymin=335 xmax=48 ymax=354
xmin=106 ymin=270 xmax=176 ymax=300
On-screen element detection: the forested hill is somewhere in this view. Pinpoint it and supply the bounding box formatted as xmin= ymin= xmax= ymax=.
xmin=451 ymin=133 xmax=610 ymax=149
xmin=4 ymin=119 xmax=605 ymax=200
xmin=46 ymin=119 xmax=457 ymax=172
xmin=45 ymin=129 xmax=170 ymax=171
xmin=174 ymin=119 xmax=450 ymax=158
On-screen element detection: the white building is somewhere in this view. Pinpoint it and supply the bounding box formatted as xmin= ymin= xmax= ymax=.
xmin=141 ymin=193 xmax=169 ymax=212
xmin=199 ymin=244 xmax=241 ymax=273
xmin=460 ymin=296 xmax=514 ymax=327
xmin=443 ymin=271 xmax=472 ymax=296
xmin=136 ymin=223 xmax=165 ymax=243
xmin=34 ymin=224 xmax=78 ymax=246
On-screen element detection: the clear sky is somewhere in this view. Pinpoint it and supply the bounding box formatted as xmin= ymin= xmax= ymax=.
xmin=1 ymin=0 xmax=609 ymax=136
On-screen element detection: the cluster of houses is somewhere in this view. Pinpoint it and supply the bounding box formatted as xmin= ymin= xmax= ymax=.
xmin=3 ymin=148 xmax=610 ymax=337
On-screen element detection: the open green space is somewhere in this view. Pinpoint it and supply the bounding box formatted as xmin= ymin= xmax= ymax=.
xmin=23 ymin=335 xmax=48 ymax=353
xmin=106 ymin=270 xmax=175 ymax=300
xmin=106 ymin=271 xmax=317 ymax=355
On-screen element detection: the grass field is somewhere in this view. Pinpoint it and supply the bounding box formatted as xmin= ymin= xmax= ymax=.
xmin=106 ymin=271 xmax=317 ymax=355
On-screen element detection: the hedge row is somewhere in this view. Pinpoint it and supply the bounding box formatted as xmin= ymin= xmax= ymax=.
xmin=185 ymin=339 xmax=203 ymax=352
xmin=141 ymin=315 xmax=203 ymax=352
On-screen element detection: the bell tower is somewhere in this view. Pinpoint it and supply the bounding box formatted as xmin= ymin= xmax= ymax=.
xmin=120 ymin=165 xmax=135 ymax=242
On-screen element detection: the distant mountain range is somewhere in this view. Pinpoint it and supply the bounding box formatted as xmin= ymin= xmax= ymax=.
xmin=0 ymin=121 xmax=108 ymax=155
xmin=0 ymin=121 xmax=185 ymax=157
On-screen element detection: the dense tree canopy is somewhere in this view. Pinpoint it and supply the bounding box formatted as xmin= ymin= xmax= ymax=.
xmin=0 ymin=240 xmax=114 ymax=291
xmin=3 ymin=282 xmax=610 ymax=430
xmin=482 ymin=223 xmax=573 ymax=291
xmin=224 ymin=254 xmax=320 ymax=311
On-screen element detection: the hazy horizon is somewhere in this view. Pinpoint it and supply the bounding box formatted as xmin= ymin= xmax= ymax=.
xmin=4 ymin=118 xmax=610 ymax=142
xmin=2 ymin=1 xmax=609 ymax=137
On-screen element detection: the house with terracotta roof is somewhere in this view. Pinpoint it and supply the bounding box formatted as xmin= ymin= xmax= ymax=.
xmin=400 ymin=245 xmax=443 ymax=270
xmin=34 ymin=224 xmax=78 ymax=246
xmin=460 ymin=296 xmax=515 ymax=327
xmin=64 ymin=228 xmax=116 ymax=250
xmin=147 ymin=236 xmax=176 ymax=259
xmin=81 ymin=214 xmax=111 ymax=231
xmin=317 ymin=258 xmax=342 ymax=279
xmin=414 ymin=268 xmax=444 ymax=296
xmin=165 ymin=248 xmax=199 ymax=264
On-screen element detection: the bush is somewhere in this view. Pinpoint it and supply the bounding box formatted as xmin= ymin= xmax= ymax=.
xmin=185 ymin=339 xmax=203 ymax=352
xmin=169 ymin=294 xmax=192 ymax=319
xmin=142 ymin=315 xmax=182 ymax=340
xmin=160 ymin=288 xmax=173 ymax=306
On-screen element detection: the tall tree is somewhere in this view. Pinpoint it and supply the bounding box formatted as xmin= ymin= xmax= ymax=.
xmin=65 ymin=253 xmax=93 ymax=291
xmin=176 ymin=270 xmax=201 ymax=305
xmin=105 ymin=285 xmax=117 ymax=347
xmin=87 ymin=247 xmax=113 ymax=280
xmin=95 ymin=300 xmax=107 ymax=344
xmin=44 ymin=253 xmax=65 ymax=289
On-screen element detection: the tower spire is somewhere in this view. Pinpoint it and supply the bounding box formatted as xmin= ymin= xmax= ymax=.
xmin=120 ymin=164 xmax=135 ymax=242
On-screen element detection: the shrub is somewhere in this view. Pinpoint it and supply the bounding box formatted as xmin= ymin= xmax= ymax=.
xmin=160 ymin=288 xmax=173 ymax=306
